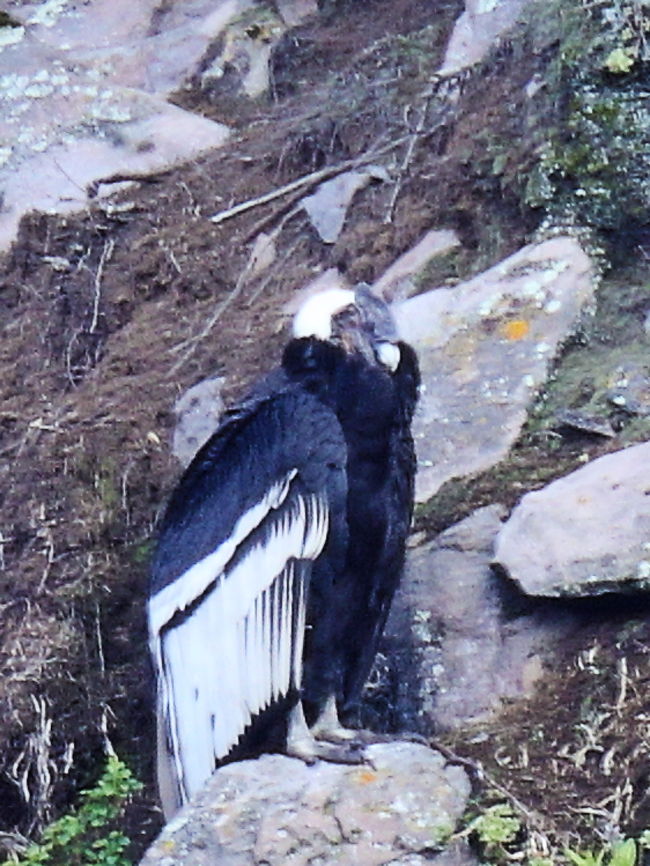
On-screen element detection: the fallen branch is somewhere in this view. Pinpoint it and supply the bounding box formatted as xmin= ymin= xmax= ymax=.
xmin=209 ymin=136 xmax=410 ymax=226
xmin=429 ymin=738 xmax=543 ymax=828
xmin=384 ymin=76 xmax=442 ymax=224
xmin=90 ymin=239 xmax=114 ymax=334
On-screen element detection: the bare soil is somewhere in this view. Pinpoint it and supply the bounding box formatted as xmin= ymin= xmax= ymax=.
xmin=443 ymin=607 xmax=650 ymax=852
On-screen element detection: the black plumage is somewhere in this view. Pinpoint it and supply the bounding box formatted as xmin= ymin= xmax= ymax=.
xmin=148 ymin=286 xmax=419 ymax=817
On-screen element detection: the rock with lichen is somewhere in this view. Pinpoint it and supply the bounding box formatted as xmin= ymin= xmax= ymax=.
xmin=395 ymin=236 xmax=597 ymax=502
xmin=494 ymin=441 xmax=650 ymax=597
xmin=139 ymin=743 xmax=474 ymax=866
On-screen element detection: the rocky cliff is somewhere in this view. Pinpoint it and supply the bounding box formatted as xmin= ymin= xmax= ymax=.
xmin=0 ymin=0 xmax=649 ymax=863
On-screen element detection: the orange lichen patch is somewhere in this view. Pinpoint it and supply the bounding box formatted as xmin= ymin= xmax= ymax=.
xmin=354 ymin=769 xmax=378 ymax=785
xmin=502 ymin=319 xmax=530 ymax=341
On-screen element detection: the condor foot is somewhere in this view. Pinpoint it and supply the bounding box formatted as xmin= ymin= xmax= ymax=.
xmin=287 ymin=700 xmax=367 ymax=765
xmin=352 ymin=729 xmax=429 ymax=746
xmin=286 ymin=736 xmax=366 ymax=765
xmin=318 ymin=728 xmax=429 ymax=747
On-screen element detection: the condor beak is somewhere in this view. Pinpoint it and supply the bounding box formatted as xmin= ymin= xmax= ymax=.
xmin=375 ymin=341 xmax=400 ymax=372
xmin=339 ymin=329 xmax=400 ymax=373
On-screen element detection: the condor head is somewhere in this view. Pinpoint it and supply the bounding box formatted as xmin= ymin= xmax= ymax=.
xmin=290 ymin=284 xmax=401 ymax=373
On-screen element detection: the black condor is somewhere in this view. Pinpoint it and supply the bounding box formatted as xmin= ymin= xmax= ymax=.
xmin=148 ymin=285 xmax=419 ymax=817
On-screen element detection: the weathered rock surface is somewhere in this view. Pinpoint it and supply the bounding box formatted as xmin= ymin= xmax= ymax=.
xmin=383 ymin=506 xmax=577 ymax=731
xmin=139 ymin=743 xmax=473 ymax=866
xmin=0 ymin=0 xmax=255 ymax=251
xmin=441 ymin=0 xmax=531 ymax=74
xmin=494 ymin=441 xmax=650 ymax=597
xmin=606 ymin=362 xmax=650 ymax=417
xmin=172 ymin=376 xmax=225 ymax=468
xmin=300 ymin=165 xmax=389 ymax=244
xmin=276 ymin=0 xmax=318 ymax=28
xmin=373 ymin=229 xmax=461 ymax=301
xmin=396 ymin=236 xmax=596 ymax=502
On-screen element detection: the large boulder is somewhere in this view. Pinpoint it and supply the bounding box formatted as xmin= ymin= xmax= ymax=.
xmin=494 ymin=441 xmax=650 ymax=597
xmin=0 ymin=0 xmax=256 ymax=251
xmin=382 ymin=506 xmax=577 ymax=732
xmin=395 ymin=236 xmax=596 ymax=502
xmin=140 ymin=743 xmax=473 ymax=866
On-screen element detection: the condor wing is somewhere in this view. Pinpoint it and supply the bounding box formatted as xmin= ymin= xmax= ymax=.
xmin=148 ymin=388 xmax=346 ymax=814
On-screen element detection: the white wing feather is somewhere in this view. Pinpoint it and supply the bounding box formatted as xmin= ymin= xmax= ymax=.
xmin=148 ymin=469 xmax=329 ymax=807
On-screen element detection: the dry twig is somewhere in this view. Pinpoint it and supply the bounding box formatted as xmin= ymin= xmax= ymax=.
xmin=383 ymin=76 xmax=442 ymax=223
xmin=208 ymin=136 xmax=409 ymax=226
xmin=430 ymin=738 xmax=543 ymax=827
xmin=615 ymin=656 xmax=629 ymax=710
xmin=90 ymin=239 xmax=115 ymax=335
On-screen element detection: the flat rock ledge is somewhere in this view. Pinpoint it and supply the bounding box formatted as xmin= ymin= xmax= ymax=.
xmin=494 ymin=441 xmax=650 ymax=597
xmin=139 ymin=743 xmax=472 ymax=866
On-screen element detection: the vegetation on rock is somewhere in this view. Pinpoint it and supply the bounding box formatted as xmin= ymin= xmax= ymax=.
xmin=522 ymin=0 xmax=650 ymax=248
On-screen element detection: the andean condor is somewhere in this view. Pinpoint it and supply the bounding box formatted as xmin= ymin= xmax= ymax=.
xmin=148 ymin=285 xmax=419 ymax=818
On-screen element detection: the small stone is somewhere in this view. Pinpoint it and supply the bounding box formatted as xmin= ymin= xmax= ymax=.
xmin=555 ymin=409 xmax=615 ymax=438
xmin=300 ymin=167 xmax=387 ymax=244
xmin=173 ymin=377 xmax=225 ymax=468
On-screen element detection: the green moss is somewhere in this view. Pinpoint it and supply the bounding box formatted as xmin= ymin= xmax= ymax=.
xmin=523 ymin=264 xmax=650 ymax=443
xmin=520 ymin=0 xmax=650 ymax=242
xmin=128 ymin=539 xmax=153 ymax=566
xmin=0 ymin=10 xmax=22 ymax=27
xmin=428 ymin=819 xmax=455 ymax=847
xmin=413 ymin=247 xmax=467 ymax=290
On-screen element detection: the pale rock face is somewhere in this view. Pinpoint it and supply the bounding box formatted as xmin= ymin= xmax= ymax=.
xmin=383 ymin=506 xmax=577 ymax=732
xmin=0 ymin=0 xmax=253 ymax=252
xmin=395 ymin=236 xmax=596 ymax=502
xmin=441 ymin=0 xmax=531 ymax=75
xmin=494 ymin=441 xmax=650 ymax=597
xmin=140 ymin=743 xmax=474 ymax=866
xmin=373 ymin=228 xmax=461 ymax=301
